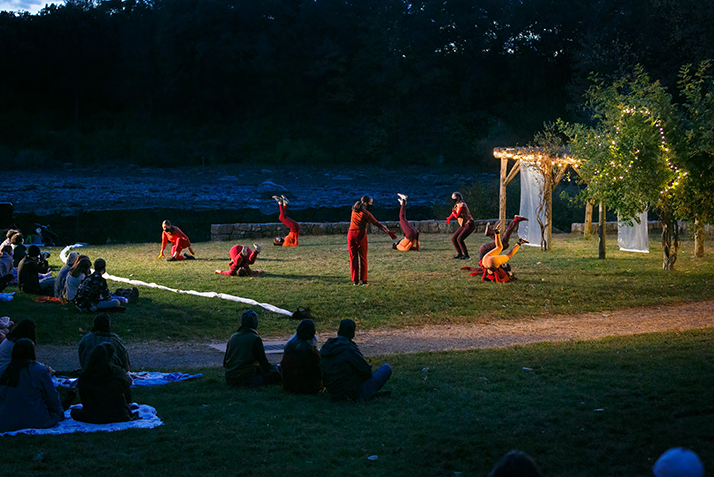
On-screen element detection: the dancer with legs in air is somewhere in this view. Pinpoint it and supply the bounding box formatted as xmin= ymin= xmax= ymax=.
xmin=272 ymin=195 xmax=299 ymax=247
xmin=393 ymin=193 xmax=420 ymax=252
xmin=476 ymin=229 xmax=528 ymax=282
xmin=478 ymin=215 xmax=529 ymax=260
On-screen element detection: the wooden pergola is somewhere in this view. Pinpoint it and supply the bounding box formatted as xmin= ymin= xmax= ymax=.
xmin=493 ymin=147 xmax=579 ymax=250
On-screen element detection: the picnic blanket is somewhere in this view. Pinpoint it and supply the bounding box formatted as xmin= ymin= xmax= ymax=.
xmin=0 ymin=292 xmax=14 ymax=302
xmin=0 ymin=404 xmax=162 ymax=436
xmin=53 ymin=371 xmax=203 ymax=389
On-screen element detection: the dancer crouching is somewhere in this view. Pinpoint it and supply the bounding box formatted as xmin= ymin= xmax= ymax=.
xmin=215 ymin=244 xmax=264 ymax=276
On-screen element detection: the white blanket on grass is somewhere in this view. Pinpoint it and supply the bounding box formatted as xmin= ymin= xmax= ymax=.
xmin=53 ymin=371 xmax=203 ymax=389
xmin=0 ymin=404 xmax=162 ymax=437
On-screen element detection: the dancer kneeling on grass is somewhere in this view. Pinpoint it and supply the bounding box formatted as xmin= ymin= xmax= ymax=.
xmin=348 ymin=196 xmax=397 ymax=286
xmin=320 ymin=319 xmax=392 ymax=402
xmin=223 ymin=310 xmax=281 ymax=387
xmin=69 ymin=342 xmax=138 ymax=424
xmin=472 ymin=229 xmax=528 ymax=283
xmin=272 ymin=195 xmax=299 ymax=247
xmin=158 ymin=220 xmax=195 ymax=261
xmin=214 ymin=244 xmax=263 ymax=276
xmin=446 ymin=191 xmax=475 ymax=260
xmin=393 ymin=193 xmax=420 ymax=252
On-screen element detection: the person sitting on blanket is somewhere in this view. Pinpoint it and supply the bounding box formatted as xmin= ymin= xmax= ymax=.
xmin=214 ymin=244 xmax=264 ymax=276
xmin=64 ymin=255 xmax=91 ymax=303
xmin=320 ymin=319 xmax=392 ymax=402
xmin=54 ymin=251 xmax=79 ymax=299
xmin=0 ymin=338 xmax=64 ymax=433
xmin=17 ymin=245 xmax=55 ymax=295
xmin=0 ymin=318 xmax=37 ymax=376
xmin=0 ymin=245 xmax=13 ymax=293
xmin=73 ymin=258 xmax=125 ymax=313
xmin=0 ymin=229 xmax=20 ymax=249
xmin=281 ymin=313 xmax=324 ymax=395
xmin=0 ymin=316 xmax=13 ymax=344
xmin=78 ymin=314 xmax=131 ymax=372
xmin=70 ymin=342 xmax=138 ymax=424
xmin=10 ymin=232 xmax=26 ymax=268
xmin=223 ymin=310 xmax=281 ymax=387
xmin=158 ymin=220 xmax=195 ymax=262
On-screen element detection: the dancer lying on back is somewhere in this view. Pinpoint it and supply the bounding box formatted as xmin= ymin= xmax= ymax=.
xmin=393 ymin=194 xmax=420 ymax=251
xmin=272 ymin=195 xmax=299 ymax=247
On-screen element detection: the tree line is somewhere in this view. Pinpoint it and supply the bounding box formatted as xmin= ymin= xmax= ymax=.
xmin=1 ymin=0 xmax=712 ymax=169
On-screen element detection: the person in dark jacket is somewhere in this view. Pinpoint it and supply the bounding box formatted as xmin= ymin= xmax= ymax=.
xmin=77 ymin=314 xmax=131 ymax=371
xmin=319 ymin=319 xmax=392 ymax=402
xmin=17 ymin=245 xmax=54 ymax=295
xmin=70 ymin=342 xmax=136 ymax=424
xmin=281 ymin=317 xmax=323 ymax=394
xmin=0 ymin=338 xmax=64 ymax=433
xmin=223 ymin=310 xmax=280 ymax=387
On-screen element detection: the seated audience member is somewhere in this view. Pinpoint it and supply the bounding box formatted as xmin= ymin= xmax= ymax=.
xmin=64 ymin=255 xmax=91 ymax=303
xmin=281 ymin=315 xmax=324 ymax=394
xmin=0 ymin=316 xmax=13 ymax=343
xmin=158 ymin=220 xmax=195 ymax=261
xmin=0 ymin=318 xmax=37 ymax=376
xmin=0 ymin=245 xmax=13 ymax=292
xmin=653 ymin=447 xmax=704 ymax=477
xmin=320 ymin=319 xmax=392 ymax=402
xmin=73 ymin=258 xmax=124 ymax=313
xmin=0 ymin=338 xmax=64 ymax=433
xmin=223 ymin=310 xmax=280 ymax=386
xmin=78 ymin=314 xmax=131 ymax=371
xmin=17 ymin=245 xmax=54 ymax=295
xmin=70 ymin=342 xmax=137 ymax=424
xmin=10 ymin=233 xmax=26 ymax=268
xmin=1 ymin=229 xmax=20 ymax=249
xmin=54 ymin=251 xmax=79 ymax=299
xmin=489 ymin=450 xmax=543 ymax=477
xmin=214 ymin=244 xmax=263 ymax=276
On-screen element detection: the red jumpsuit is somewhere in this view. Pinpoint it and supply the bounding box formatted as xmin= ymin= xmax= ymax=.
xmin=161 ymin=226 xmax=191 ymax=260
xmin=348 ymin=209 xmax=393 ymax=283
xmin=278 ymin=204 xmax=300 ymax=247
xmin=217 ymin=245 xmax=259 ymax=276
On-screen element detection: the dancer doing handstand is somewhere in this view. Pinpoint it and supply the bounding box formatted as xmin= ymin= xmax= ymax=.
xmin=474 ymin=230 xmax=528 ymax=282
xmin=478 ymin=215 xmax=528 ymax=260
xmin=272 ymin=195 xmax=299 ymax=247
xmin=393 ymin=193 xmax=420 ymax=251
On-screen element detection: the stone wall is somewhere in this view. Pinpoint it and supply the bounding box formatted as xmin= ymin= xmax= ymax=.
xmin=211 ymin=219 xmax=495 ymax=241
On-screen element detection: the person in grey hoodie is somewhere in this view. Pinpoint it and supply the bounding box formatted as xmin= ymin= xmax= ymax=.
xmin=319 ymin=319 xmax=391 ymax=402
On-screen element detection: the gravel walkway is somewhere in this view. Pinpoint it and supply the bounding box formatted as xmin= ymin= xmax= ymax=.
xmin=38 ymin=300 xmax=714 ymax=372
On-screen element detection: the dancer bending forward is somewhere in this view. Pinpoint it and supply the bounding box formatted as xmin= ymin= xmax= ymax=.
xmin=393 ymin=194 xmax=420 ymax=251
xmin=215 ymin=244 xmax=263 ymax=276
xmin=158 ymin=220 xmax=195 ymax=261
xmin=272 ymin=195 xmax=299 ymax=247
xmin=348 ymin=196 xmax=397 ymax=286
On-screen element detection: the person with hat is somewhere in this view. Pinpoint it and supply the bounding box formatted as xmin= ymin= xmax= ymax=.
xmin=214 ymin=244 xmax=263 ymax=276
xmin=280 ymin=313 xmax=323 ymax=394
xmin=54 ymin=251 xmax=79 ymax=299
xmin=77 ymin=314 xmax=131 ymax=371
xmin=319 ymin=319 xmax=392 ymax=402
xmin=223 ymin=310 xmax=280 ymax=386
xmin=17 ymin=244 xmax=54 ymax=295
xmin=653 ymin=447 xmax=704 ymax=477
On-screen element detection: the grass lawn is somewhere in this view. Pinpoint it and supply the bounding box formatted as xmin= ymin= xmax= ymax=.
xmin=3 ymin=329 xmax=712 ymax=476
xmin=3 ymin=233 xmax=712 ymax=346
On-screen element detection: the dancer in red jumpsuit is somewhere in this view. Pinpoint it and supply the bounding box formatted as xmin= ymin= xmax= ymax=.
xmin=393 ymin=193 xmax=420 ymax=252
xmin=214 ymin=244 xmax=263 ymax=276
xmin=272 ymin=195 xmax=299 ymax=247
xmin=158 ymin=220 xmax=195 ymax=261
xmin=348 ymin=196 xmax=397 ymax=285
xmin=446 ymin=192 xmax=475 ymax=260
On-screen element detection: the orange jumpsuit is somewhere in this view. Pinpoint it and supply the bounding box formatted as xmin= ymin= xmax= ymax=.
xmin=278 ymin=204 xmax=299 ymax=247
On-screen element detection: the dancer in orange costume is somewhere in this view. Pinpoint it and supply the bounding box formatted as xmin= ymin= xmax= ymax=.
xmin=393 ymin=193 xmax=420 ymax=252
xmin=272 ymin=195 xmax=299 ymax=247
xmin=472 ymin=230 xmax=528 ymax=282
xmin=158 ymin=220 xmax=195 ymax=261
xmin=348 ymin=196 xmax=397 ymax=285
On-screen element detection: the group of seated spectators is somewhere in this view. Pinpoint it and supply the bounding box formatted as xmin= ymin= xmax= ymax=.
xmin=0 ymin=315 xmax=136 ymax=433
xmin=223 ymin=308 xmax=392 ymax=402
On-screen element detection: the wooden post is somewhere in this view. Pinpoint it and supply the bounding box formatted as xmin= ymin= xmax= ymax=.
xmin=598 ymin=201 xmax=606 ymax=259
xmin=499 ymin=156 xmax=508 ymax=233
xmin=584 ymin=201 xmax=593 ymax=237
xmin=544 ymin=161 xmax=553 ymax=251
xmin=694 ymin=218 xmax=704 ymax=258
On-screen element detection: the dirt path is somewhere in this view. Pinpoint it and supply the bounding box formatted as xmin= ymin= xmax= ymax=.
xmin=38 ymin=300 xmax=713 ymax=372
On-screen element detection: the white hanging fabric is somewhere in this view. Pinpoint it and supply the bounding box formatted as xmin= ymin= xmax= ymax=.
xmin=618 ymin=211 xmax=649 ymax=253
xmin=518 ymin=161 xmax=545 ymax=246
